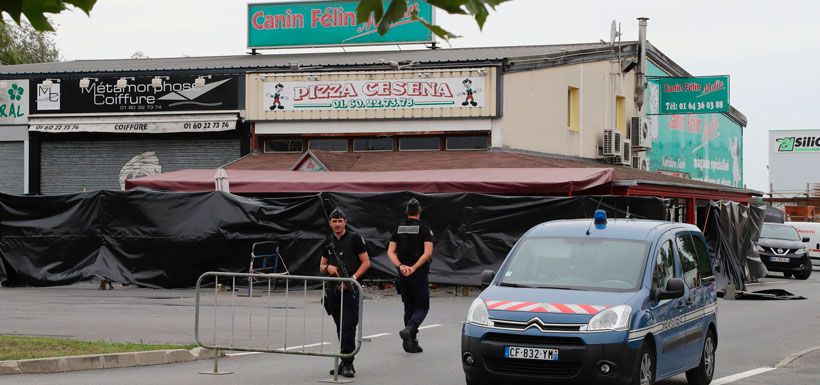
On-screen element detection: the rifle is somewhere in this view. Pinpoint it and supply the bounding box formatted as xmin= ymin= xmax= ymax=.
xmin=327 ymin=241 xmax=351 ymax=280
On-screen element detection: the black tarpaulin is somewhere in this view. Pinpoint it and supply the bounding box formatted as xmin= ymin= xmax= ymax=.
xmin=702 ymin=201 xmax=766 ymax=292
xmin=0 ymin=191 xmax=667 ymax=288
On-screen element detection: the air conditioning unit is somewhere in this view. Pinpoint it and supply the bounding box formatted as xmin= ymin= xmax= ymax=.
xmin=630 ymin=117 xmax=651 ymax=150
xmin=622 ymin=139 xmax=631 ymax=165
xmin=631 ymin=155 xmax=649 ymax=170
xmin=601 ymin=129 xmax=622 ymax=157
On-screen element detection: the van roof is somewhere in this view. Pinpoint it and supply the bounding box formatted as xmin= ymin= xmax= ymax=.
xmin=526 ymin=218 xmax=698 ymax=242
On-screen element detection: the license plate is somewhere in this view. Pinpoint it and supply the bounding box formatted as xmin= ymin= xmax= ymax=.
xmin=504 ymin=346 xmax=559 ymax=361
xmin=770 ymin=257 xmax=790 ymax=263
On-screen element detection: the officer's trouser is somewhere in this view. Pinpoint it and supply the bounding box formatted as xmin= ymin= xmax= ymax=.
xmin=324 ymin=286 xmax=359 ymax=364
xmin=397 ymin=264 xmax=430 ymax=331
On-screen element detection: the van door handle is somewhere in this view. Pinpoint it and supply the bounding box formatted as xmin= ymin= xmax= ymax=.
xmin=676 ymin=301 xmax=686 ymax=309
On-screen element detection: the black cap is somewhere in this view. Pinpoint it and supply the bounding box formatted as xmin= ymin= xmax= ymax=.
xmin=329 ymin=207 xmax=346 ymax=219
xmin=406 ymin=198 xmax=421 ymax=212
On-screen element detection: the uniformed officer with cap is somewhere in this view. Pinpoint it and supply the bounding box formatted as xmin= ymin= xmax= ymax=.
xmin=320 ymin=207 xmax=371 ymax=377
xmin=387 ymin=198 xmax=434 ymax=353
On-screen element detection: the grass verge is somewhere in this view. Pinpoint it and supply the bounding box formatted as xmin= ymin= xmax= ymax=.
xmin=0 ymin=335 xmax=197 ymax=361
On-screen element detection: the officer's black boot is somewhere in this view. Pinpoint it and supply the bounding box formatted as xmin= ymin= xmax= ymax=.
xmin=411 ymin=330 xmax=423 ymax=353
xmin=399 ymin=325 xmax=415 ymax=353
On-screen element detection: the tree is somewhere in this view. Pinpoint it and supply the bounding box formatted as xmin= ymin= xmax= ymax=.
xmin=0 ymin=0 xmax=96 ymax=31
xmin=0 ymin=19 xmax=59 ymax=65
xmin=357 ymin=0 xmax=511 ymax=41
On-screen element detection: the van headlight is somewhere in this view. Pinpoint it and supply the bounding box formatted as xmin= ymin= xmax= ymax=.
xmin=583 ymin=305 xmax=632 ymax=331
xmin=795 ymin=248 xmax=806 ymax=255
xmin=466 ymin=298 xmax=490 ymax=326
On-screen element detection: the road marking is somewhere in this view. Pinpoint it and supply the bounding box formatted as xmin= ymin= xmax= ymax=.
xmin=712 ymin=367 xmax=776 ymax=384
xmin=227 ymin=351 xmax=261 ymax=357
xmin=418 ymin=324 xmax=443 ymax=330
xmin=363 ymin=332 xmax=391 ymax=339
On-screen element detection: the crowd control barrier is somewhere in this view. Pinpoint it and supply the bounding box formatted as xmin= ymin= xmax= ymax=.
xmin=194 ymin=272 xmax=364 ymax=383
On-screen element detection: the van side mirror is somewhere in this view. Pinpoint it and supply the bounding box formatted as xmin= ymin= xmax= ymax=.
xmin=480 ymin=270 xmax=496 ymax=288
xmin=656 ymin=278 xmax=686 ymax=301
xmin=802 ymin=237 xmax=810 ymax=243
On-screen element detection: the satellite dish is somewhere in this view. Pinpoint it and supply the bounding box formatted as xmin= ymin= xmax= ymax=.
xmin=609 ymin=20 xmax=621 ymax=46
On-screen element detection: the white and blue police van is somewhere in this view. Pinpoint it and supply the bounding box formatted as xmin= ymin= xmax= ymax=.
xmin=462 ymin=211 xmax=718 ymax=385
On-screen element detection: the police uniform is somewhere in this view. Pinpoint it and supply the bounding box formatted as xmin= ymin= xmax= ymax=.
xmin=322 ymin=230 xmax=366 ymax=368
xmin=391 ymin=217 xmax=434 ymax=349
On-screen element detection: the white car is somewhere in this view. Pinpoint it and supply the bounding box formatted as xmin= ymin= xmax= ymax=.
xmin=786 ymin=222 xmax=820 ymax=268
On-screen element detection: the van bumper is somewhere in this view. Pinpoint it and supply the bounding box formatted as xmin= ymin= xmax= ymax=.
xmin=461 ymin=323 xmax=640 ymax=385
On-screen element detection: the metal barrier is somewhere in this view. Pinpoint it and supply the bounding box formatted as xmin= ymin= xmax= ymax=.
xmin=194 ymin=272 xmax=364 ymax=382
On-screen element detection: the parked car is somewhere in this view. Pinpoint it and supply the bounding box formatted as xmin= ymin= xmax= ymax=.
xmin=462 ymin=211 xmax=718 ymax=385
xmin=756 ymin=223 xmax=812 ymax=279
xmin=785 ymin=222 xmax=820 ymax=269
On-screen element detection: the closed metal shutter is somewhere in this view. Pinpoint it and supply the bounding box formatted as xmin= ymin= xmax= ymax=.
xmin=41 ymin=138 xmax=239 ymax=194
xmin=0 ymin=142 xmax=24 ymax=194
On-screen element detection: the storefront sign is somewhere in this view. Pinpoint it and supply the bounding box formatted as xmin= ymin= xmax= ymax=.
xmin=28 ymin=114 xmax=237 ymax=134
xmin=1 ymin=80 xmax=29 ymax=125
xmin=30 ymin=75 xmax=238 ymax=114
xmin=265 ymin=76 xmax=484 ymax=111
xmin=649 ymin=76 xmax=730 ymax=115
xmin=774 ymin=135 xmax=820 ymax=152
xmin=248 ymin=0 xmax=434 ymax=48
xmin=644 ymin=64 xmax=741 ymax=188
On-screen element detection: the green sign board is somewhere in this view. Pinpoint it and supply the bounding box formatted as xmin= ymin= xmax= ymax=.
xmin=248 ymin=0 xmax=434 ymax=49
xmin=775 ymin=135 xmax=820 ymax=152
xmin=649 ymin=76 xmax=730 ymax=115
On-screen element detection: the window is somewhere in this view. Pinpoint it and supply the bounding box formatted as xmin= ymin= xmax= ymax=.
xmin=308 ymin=139 xmax=348 ymax=152
xmin=690 ymin=235 xmax=713 ymax=280
xmin=676 ymin=235 xmax=700 ymax=288
xmin=446 ymin=136 xmax=488 ymax=150
xmin=499 ymin=237 xmax=649 ymax=292
xmin=399 ymin=137 xmax=439 ymax=151
xmin=616 ymin=96 xmax=626 ymax=134
xmin=263 ymin=139 xmax=303 ymax=153
xmin=353 ymin=137 xmax=393 ymax=152
xmin=567 ymin=86 xmax=580 ymax=131
xmin=652 ymin=240 xmax=675 ymax=294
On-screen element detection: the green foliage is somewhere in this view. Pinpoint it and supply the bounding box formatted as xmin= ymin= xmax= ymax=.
xmin=0 ymin=19 xmax=60 ymax=65
xmin=357 ymin=0 xmax=510 ymax=41
xmin=0 ymin=0 xmax=97 ymax=31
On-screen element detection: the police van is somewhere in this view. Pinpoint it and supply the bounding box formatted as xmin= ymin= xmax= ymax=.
xmin=462 ymin=211 xmax=717 ymax=385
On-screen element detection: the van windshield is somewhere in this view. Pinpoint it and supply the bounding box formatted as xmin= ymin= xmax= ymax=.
xmin=499 ymin=237 xmax=649 ymax=292
xmin=761 ymin=224 xmax=800 ymax=241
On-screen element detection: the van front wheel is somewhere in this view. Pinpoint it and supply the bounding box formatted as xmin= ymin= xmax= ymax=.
xmin=686 ymin=329 xmax=716 ymax=385
xmin=632 ymin=341 xmax=655 ymax=385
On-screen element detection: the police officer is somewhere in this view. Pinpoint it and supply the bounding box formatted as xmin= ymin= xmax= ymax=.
xmin=387 ymin=198 xmax=434 ymax=353
xmin=320 ymin=208 xmax=371 ymax=378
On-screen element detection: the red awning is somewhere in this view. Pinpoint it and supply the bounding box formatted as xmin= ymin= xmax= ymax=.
xmin=126 ymin=168 xmax=614 ymax=195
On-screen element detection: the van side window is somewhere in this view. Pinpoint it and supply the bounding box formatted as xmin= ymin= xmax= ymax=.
xmin=652 ymin=240 xmax=675 ymax=293
xmin=690 ymin=236 xmax=713 ymax=279
xmin=676 ymin=235 xmax=699 ymax=288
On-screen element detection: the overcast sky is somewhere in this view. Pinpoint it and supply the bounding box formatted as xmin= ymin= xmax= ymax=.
xmin=48 ymin=0 xmax=820 ymax=192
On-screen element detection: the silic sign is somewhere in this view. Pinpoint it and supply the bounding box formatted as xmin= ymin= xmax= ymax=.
xmin=264 ymin=76 xmax=484 ymax=111
xmin=30 ymin=75 xmax=238 ymax=114
xmin=248 ymin=0 xmax=434 ymax=49
xmin=0 ymin=80 xmax=29 ymax=125
xmin=775 ymin=135 xmax=820 ymax=153
xmin=649 ymin=76 xmax=730 ymax=115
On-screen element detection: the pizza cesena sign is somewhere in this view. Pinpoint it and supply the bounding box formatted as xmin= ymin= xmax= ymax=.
xmin=31 ymin=75 xmax=238 ymax=114
xmin=264 ymin=76 xmax=484 ymax=111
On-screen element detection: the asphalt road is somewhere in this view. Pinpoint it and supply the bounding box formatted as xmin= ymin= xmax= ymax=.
xmin=1 ymin=270 xmax=818 ymax=385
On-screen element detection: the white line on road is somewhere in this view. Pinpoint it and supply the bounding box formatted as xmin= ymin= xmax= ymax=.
xmin=418 ymin=324 xmax=443 ymax=330
xmin=712 ymin=367 xmax=776 ymax=385
xmin=363 ymin=332 xmax=391 ymax=339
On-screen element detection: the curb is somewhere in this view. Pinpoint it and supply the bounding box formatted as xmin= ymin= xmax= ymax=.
xmin=775 ymin=344 xmax=820 ymax=368
xmin=0 ymin=347 xmax=222 ymax=375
